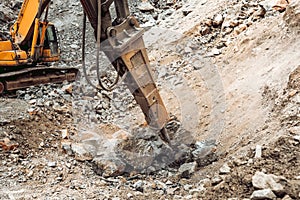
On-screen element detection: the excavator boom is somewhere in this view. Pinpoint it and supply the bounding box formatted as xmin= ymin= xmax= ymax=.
xmin=80 ymin=0 xmax=170 ymax=136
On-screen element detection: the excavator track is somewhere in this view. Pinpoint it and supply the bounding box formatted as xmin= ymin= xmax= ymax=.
xmin=0 ymin=66 xmax=78 ymax=94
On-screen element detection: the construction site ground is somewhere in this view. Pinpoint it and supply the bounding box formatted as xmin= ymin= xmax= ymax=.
xmin=0 ymin=0 xmax=299 ymax=199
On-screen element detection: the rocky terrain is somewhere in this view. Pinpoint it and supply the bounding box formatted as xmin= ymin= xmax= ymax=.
xmin=0 ymin=0 xmax=299 ymax=199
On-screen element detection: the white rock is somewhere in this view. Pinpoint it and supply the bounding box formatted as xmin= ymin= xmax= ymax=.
xmin=47 ymin=161 xmax=56 ymax=167
xmin=250 ymin=189 xmax=276 ymax=200
xmin=61 ymin=129 xmax=69 ymax=139
xmin=252 ymin=171 xmax=286 ymax=195
xmin=254 ymin=145 xmax=262 ymax=158
xmin=219 ymin=163 xmax=231 ymax=174
xmin=178 ymin=162 xmax=197 ymax=178
xmin=138 ymin=1 xmax=155 ymax=12
xmin=213 ymin=14 xmax=224 ymax=27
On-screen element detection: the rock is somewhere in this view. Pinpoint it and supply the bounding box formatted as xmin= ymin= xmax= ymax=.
xmin=127 ymin=193 xmax=133 ymax=198
xmin=47 ymin=161 xmax=56 ymax=167
xmin=61 ymin=140 xmax=72 ymax=154
xmin=93 ymin=156 xmax=127 ymax=177
xmin=133 ymin=180 xmax=144 ymax=192
xmin=178 ymin=161 xmax=197 ymax=178
xmin=183 ymin=184 xmax=193 ymax=191
xmin=192 ymin=140 xmax=217 ymax=166
xmin=211 ymin=176 xmax=223 ymax=185
xmin=166 ymin=187 xmax=178 ymax=195
xmin=71 ymin=143 xmax=93 ymax=161
xmin=250 ymin=189 xmax=276 ymax=200
xmin=61 ymin=129 xmax=69 ymax=139
xmin=28 ymin=107 xmax=38 ymax=115
xmin=154 ymin=180 xmax=167 ymax=190
xmin=204 ymin=18 xmax=213 ymax=27
xmin=193 ymin=140 xmax=216 ymax=157
xmin=28 ymin=99 xmax=36 ymax=105
xmin=252 ymin=5 xmax=266 ymax=20
xmin=254 ymin=145 xmax=262 ymax=158
xmin=282 ymin=195 xmax=293 ymax=200
xmin=182 ymin=9 xmax=192 ymax=16
xmin=207 ymin=48 xmax=221 ymax=57
xmin=219 ymin=163 xmax=231 ymax=174
xmin=252 ymin=171 xmax=286 ymax=196
xmin=213 ymin=14 xmax=224 ymax=27
xmin=184 ymin=46 xmax=193 ymax=53
xmin=189 ymin=188 xmax=200 ymax=195
xmin=138 ymin=1 xmax=155 ymax=12
xmin=200 ymin=26 xmax=211 ymax=35
xmin=293 ymin=135 xmax=300 ymax=142
xmin=70 ymin=44 xmax=80 ymax=49
xmin=165 ymin=180 xmax=173 ymax=185
xmin=273 ymin=0 xmax=289 ymax=12
xmin=234 ymin=23 xmax=247 ymax=35
xmin=61 ymin=84 xmax=73 ymax=94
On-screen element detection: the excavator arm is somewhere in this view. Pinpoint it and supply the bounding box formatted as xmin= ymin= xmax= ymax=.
xmin=80 ymin=0 xmax=170 ymax=140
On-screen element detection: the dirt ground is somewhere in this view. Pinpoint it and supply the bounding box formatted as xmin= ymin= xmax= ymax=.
xmin=0 ymin=0 xmax=299 ymax=199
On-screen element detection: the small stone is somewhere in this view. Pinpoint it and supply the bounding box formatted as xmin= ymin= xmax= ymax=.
xmin=166 ymin=187 xmax=178 ymax=195
xmin=219 ymin=163 xmax=231 ymax=174
xmin=211 ymin=176 xmax=223 ymax=185
xmin=27 ymin=170 xmax=34 ymax=177
xmin=133 ymin=180 xmax=144 ymax=192
xmin=288 ymin=89 xmax=297 ymax=97
xmin=70 ymin=44 xmax=80 ymax=49
xmin=273 ymin=0 xmax=289 ymax=12
xmin=61 ymin=84 xmax=73 ymax=94
xmin=48 ymin=161 xmax=56 ymax=167
xmin=234 ymin=24 xmax=247 ymax=35
xmin=254 ymin=145 xmax=262 ymax=158
xmin=204 ymin=19 xmax=213 ymax=27
xmin=138 ymin=1 xmax=155 ymax=12
xmin=39 ymin=141 xmax=45 ymax=148
xmin=293 ymin=135 xmax=300 ymax=142
xmin=154 ymin=180 xmax=167 ymax=190
xmin=61 ymin=140 xmax=72 ymax=154
xmin=182 ymin=9 xmax=192 ymax=16
xmin=28 ymin=99 xmax=36 ymax=104
xmin=282 ymin=195 xmax=293 ymax=200
xmin=183 ymin=184 xmax=193 ymax=191
xmin=127 ymin=193 xmax=133 ymax=198
xmin=178 ymin=162 xmax=197 ymax=178
xmin=229 ymin=20 xmax=240 ymax=28
xmin=28 ymin=108 xmax=38 ymax=115
xmin=201 ymin=26 xmax=211 ymax=35
xmin=61 ymin=129 xmax=69 ymax=139
xmin=184 ymin=46 xmax=193 ymax=53
xmin=165 ymin=180 xmax=173 ymax=185
xmin=250 ymin=189 xmax=276 ymax=200
xmin=252 ymin=5 xmax=266 ymax=20
xmin=189 ymin=188 xmax=201 ymax=195
xmin=213 ymin=14 xmax=224 ymax=27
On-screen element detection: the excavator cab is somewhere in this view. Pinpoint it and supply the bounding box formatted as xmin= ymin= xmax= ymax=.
xmin=39 ymin=24 xmax=59 ymax=62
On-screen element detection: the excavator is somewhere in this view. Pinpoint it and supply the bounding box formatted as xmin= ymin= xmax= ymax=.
xmin=0 ymin=0 xmax=171 ymax=142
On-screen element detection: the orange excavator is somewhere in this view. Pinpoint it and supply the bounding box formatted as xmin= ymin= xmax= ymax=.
xmin=0 ymin=0 xmax=170 ymax=142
